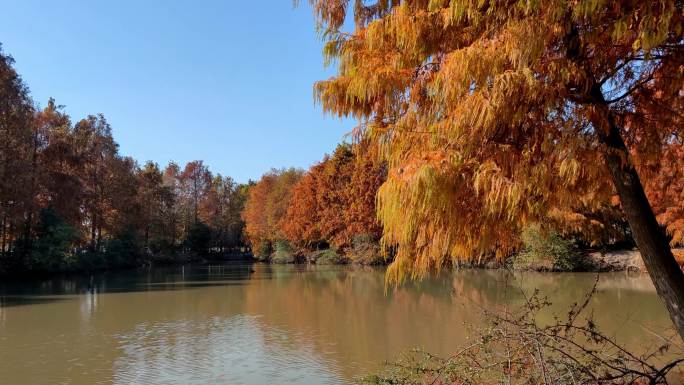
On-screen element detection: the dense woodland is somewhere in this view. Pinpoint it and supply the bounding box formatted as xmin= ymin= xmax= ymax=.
xmin=0 ymin=47 xmax=248 ymax=275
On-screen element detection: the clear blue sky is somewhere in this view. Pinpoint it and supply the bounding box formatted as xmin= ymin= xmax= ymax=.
xmin=0 ymin=1 xmax=352 ymax=183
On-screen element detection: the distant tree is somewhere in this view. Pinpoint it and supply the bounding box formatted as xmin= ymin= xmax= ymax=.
xmin=201 ymin=175 xmax=246 ymax=252
xmin=38 ymin=100 xmax=82 ymax=228
xmin=137 ymin=162 xmax=175 ymax=253
xmin=282 ymin=163 xmax=324 ymax=248
xmin=242 ymin=169 xmax=302 ymax=254
xmin=0 ymin=44 xmax=248 ymax=273
xmin=163 ymin=162 xmax=183 ymax=248
xmin=282 ymin=142 xmax=386 ymax=249
xmin=73 ymin=115 xmax=118 ymax=251
xmin=0 ymin=45 xmax=34 ymax=261
xmin=180 ymin=160 xmax=211 ymax=225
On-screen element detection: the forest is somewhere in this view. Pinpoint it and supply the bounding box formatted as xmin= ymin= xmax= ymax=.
xmin=0 ymin=47 xmax=248 ymax=275
xmin=2 ymin=32 xmax=684 ymax=276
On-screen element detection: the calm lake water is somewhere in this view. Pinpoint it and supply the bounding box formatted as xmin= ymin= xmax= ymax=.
xmin=0 ymin=263 xmax=680 ymax=384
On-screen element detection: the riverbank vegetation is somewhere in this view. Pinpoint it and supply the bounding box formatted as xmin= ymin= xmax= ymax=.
xmin=0 ymin=47 xmax=249 ymax=276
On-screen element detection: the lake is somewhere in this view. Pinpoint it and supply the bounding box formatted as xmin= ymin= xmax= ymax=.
xmin=0 ymin=263 xmax=679 ymax=384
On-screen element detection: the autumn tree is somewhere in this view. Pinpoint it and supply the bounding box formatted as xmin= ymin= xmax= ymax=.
xmin=201 ymin=175 xmax=246 ymax=252
xmin=179 ymin=160 xmax=212 ymax=226
xmin=0 ymin=45 xmax=34 ymax=264
xmin=283 ymin=142 xmax=386 ymax=250
xmin=38 ymin=100 xmax=82 ymax=228
xmin=282 ymin=163 xmax=324 ymax=248
xmin=307 ymin=1 xmax=684 ymax=336
xmin=242 ymin=168 xmax=303 ymax=255
xmin=137 ymin=162 xmax=167 ymax=251
xmin=163 ymin=162 xmax=183 ymax=247
xmin=73 ymin=115 xmax=119 ymax=251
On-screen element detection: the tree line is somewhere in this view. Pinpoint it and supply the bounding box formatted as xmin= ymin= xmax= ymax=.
xmin=242 ymin=142 xmax=387 ymax=264
xmin=0 ymin=47 xmax=249 ymax=275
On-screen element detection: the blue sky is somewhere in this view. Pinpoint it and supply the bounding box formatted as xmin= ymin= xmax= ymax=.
xmin=0 ymin=1 xmax=352 ymax=183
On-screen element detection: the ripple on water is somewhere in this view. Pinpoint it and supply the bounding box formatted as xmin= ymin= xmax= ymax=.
xmin=112 ymin=315 xmax=344 ymax=385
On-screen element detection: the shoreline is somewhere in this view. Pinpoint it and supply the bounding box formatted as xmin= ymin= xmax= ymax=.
xmin=3 ymin=248 xmax=682 ymax=281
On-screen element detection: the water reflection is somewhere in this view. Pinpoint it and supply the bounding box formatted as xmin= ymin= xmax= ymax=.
xmin=0 ymin=264 xmax=679 ymax=384
xmin=113 ymin=315 xmax=343 ymax=385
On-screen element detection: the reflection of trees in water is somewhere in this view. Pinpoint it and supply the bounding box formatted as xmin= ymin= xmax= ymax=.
xmin=506 ymin=272 xmax=674 ymax=348
xmin=0 ymin=263 xmax=256 ymax=300
xmin=242 ymin=266 xmax=675 ymax=380
xmin=243 ymin=265 xmax=478 ymax=379
xmin=0 ymin=264 xmax=675 ymax=384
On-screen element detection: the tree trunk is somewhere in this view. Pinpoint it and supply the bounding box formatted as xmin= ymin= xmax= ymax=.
xmin=23 ymin=129 xmax=40 ymax=258
xmin=591 ymin=87 xmax=684 ymax=339
xmin=96 ymin=226 xmax=102 ymax=252
xmin=1 ymin=214 xmax=6 ymax=254
xmin=90 ymin=212 xmax=97 ymax=251
xmin=145 ymin=225 xmax=150 ymax=252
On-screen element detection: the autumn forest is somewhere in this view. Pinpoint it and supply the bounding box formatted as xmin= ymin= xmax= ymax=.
xmin=2 ymin=1 xmax=684 ymax=383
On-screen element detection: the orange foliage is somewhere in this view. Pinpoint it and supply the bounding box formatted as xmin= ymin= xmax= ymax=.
xmin=646 ymin=144 xmax=684 ymax=247
xmin=242 ymin=168 xmax=303 ymax=250
xmin=282 ymin=143 xmax=386 ymax=249
xmin=305 ymin=0 xmax=684 ymax=283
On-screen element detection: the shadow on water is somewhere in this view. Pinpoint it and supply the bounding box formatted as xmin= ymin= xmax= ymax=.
xmin=0 ymin=295 xmax=71 ymax=308
xmin=0 ymin=262 xmax=259 ymax=308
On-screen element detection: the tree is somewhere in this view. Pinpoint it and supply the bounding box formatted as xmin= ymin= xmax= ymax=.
xmin=73 ymin=115 xmax=119 ymax=251
xmin=242 ymin=168 xmax=303 ymax=254
xmin=38 ymin=100 xmax=82 ymax=229
xmin=0 ymin=45 xmax=34 ymax=262
xmin=201 ymin=175 xmax=246 ymax=252
xmin=282 ymin=142 xmax=386 ymax=249
xmin=643 ymin=141 xmax=684 ymax=249
xmin=282 ymin=162 xmax=324 ymax=248
xmin=137 ymin=161 xmax=175 ymax=253
xmin=179 ymin=160 xmax=211 ymax=225
xmin=30 ymin=207 xmax=78 ymax=272
xmin=0 ymin=44 xmax=251 ymax=272
xmin=186 ymin=221 xmax=211 ymax=254
xmin=307 ymin=1 xmax=684 ymax=336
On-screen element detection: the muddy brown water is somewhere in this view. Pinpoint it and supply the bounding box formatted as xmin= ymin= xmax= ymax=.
xmin=0 ymin=264 xmax=680 ymax=384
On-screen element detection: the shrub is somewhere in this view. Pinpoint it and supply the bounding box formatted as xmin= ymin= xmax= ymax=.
xmin=29 ymin=208 xmax=79 ymax=272
xmin=271 ymin=239 xmax=295 ymax=264
xmin=513 ymin=225 xmax=581 ymax=271
xmin=104 ymin=228 xmax=140 ymax=267
xmin=315 ymin=248 xmax=348 ymax=265
xmin=361 ymin=282 xmax=682 ymax=384
xmin=348 ymin=234 xmax=385 ymax=265
xmin=185 ymin=221 xmax=212 ymax=254
xmin=252 ymin=241 xmax=272 ymax=261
